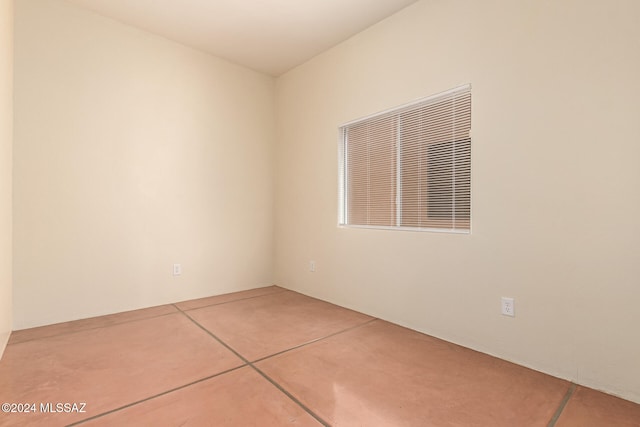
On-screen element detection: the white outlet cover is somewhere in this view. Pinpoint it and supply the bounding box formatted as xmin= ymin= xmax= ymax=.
xmin=309 ymin=261 xmax=316 ymax=272
xmin=173 ymin=264 xmax=182 ymax=276
xmin=501 ymin=297 xmax=515 ymax=317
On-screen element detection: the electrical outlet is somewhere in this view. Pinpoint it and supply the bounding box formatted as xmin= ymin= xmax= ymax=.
xmin=309 ymin=260 xmax=316 ymax=272
xmin=501 ymin=297 xmax=515 ymax=317
xmin=173 ymin=263 xmax=182 ymax=276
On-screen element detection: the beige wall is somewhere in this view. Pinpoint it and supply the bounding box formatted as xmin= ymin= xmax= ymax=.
xmin=13 ymin=0 xmax=276 ymax=329
xmin=0 ymin=0 xmax=13 ymax=357
xmin=275 ymin=0 xmax=640 ymax=403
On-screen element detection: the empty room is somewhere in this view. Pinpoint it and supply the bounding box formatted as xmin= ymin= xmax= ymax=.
xmin=1 ymin=0 xmax=639 ymax=425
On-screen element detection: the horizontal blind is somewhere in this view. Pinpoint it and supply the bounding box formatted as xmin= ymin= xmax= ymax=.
xmin=345 ymin=116 xmax=397 ymax=227
xmin=340 ymin=85 xmax=471 ymax=232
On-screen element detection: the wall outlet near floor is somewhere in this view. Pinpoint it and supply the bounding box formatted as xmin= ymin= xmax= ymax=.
xmin=173 ymin=263 xmax=182 ymax=276
xmin=501 ymin=297 xmax=515 ymax=317
xmin=309 ymin=260 xmax=316 ymax=272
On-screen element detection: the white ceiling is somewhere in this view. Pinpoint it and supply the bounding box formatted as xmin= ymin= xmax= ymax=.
xmin=65 ymin=0 xmax=419 ymax=76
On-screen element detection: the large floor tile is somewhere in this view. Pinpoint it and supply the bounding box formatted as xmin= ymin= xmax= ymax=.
xmin=78 ymin=366 xmax=322 ymax=427
xmin=175 ymin=285 xmax=285 ymax=311
xmin=8 ymin=305 xmax=178 ymax=345
xmin=257 ymin=320 xmax=570 ymax=427
xmin=555 ymin=386 xmax=640 ymax=427
xmin=187 ymin=291 xmax=373 ymax=361
xmin=0 ymin=313 xmax=244 ymax=427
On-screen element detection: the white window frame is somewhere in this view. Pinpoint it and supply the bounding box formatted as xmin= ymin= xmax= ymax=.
xmin=338 ymin=84 xmax=472 ymax=234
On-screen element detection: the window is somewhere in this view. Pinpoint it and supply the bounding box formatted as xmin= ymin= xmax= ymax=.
xmin=338 ymin=85 xmax=471 ymax=233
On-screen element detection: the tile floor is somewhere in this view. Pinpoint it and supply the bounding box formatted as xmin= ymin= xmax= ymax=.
xmin=0 ymin=286 xmax=638 ymax=426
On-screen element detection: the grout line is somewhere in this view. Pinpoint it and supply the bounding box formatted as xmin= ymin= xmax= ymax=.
xmin=8 ymin=310 xmax=180 ymax=346
xmin=11 ymin=287 xmax=285 ymax=345
xmin=252 ymin=318 xmax=378 ymax=363
xmin=547 ymin=383 xmax=577 ymax=427
xmin=178 ymin=288 xmax=288 ymax=312
xmin=251 ymin=365 xmax=331 ymax=427
xmin=176 ymin=306 xmax=331 ymax=427
xmin=66 ymin=365 xmax=247 ymax=426
xmin=177 ymin=308 xmax=247 ymax=362
xmin=278 ymin=287 xmax=372 ymax=320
